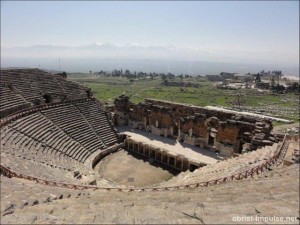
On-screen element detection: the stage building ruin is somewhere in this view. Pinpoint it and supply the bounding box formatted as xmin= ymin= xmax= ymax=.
xmin=113 ymin=95 xmax=276 ymax=157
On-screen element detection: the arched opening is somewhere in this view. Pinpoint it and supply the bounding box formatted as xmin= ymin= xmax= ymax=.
xmin=172 ymin=124 xmax=179 ymax=136
xmin=86 ymin=90 xmax=92 ymax=98
xmin=43 ymin=94 xmax=52 ymax=104
xmin=208 ymin=134 xmax=215 ymax=146
xmin=176 ymin=159 xmax=182 ymax=169
xmin=189 ymin=164 xmax=198 ymax=172
xmin=33 ymin=99 xmax=41 ymax=105
xmin=150 ymin=149 xmax=155 ymax=158
xmin=169 ymin=157 xmax=175 ymax=167
xmin=156 ymin=152 xmax=162 ymax=161
xmin=139 ymin=146 xmax=144 ymax=154
xmin=162 ymin=155 xmax=168 ymax=163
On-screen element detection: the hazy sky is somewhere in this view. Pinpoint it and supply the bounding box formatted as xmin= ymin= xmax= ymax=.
xmin=1 ymin=1 xmax=299 ymax=66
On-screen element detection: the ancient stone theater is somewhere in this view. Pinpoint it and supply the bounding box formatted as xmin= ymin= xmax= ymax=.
xmin=113 ymin=95 xmax=280 ymax=171
xmin=0 ymin=69 xmax=298 ymax=224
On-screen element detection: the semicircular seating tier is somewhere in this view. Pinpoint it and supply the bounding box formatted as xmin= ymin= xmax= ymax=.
xmin=1 ymin=100 xmax=118 ymax=164
xmin=0 ymin=68 xmax=90 ymax=118
xmin=0 ymin=69 xmax=119 ymax=185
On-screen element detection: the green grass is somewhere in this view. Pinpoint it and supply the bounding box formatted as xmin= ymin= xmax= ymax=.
xmin=69 ymin=75 xmax=299 ymax=121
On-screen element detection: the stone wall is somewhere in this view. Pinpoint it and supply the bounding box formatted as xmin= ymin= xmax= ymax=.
xmin=114 ymin=95 xmax=275 ymax=156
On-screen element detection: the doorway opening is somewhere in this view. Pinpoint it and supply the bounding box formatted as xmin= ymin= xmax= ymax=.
xmin=43 ymin=94 xmax=52 ymax=104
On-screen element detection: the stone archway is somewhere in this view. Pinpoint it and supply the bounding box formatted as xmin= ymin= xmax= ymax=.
xmin=204 ymin=117 xmax=219 ymax=147
xmin=43 ymin=93 xmax=52 ymax=104
xmin=208 ymin=133 xmax=215 ymax=146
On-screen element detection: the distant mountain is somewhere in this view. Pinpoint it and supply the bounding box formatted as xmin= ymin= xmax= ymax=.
xmin=1 ymin=43 xmax=299 ymax=76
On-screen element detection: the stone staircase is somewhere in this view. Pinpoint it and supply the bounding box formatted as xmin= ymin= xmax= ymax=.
xmin=0 ymin=86 xmax=31 ymax=118
xmin=41 ymin=105 xmax=105 ymax=155
xmin=74 ymin=101 xmax=118 ymax=147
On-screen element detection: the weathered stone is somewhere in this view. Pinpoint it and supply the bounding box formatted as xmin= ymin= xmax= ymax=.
xmin=31 ymin=200 xmax=39 ymax=206
xmin=115 ymin=96 xmax=275 ymax=155
xmin=49 ymin=195 xmax=57 ymax=201
xmin=63 ymin=193 xmax=71 ymax=198
xmin=88 ymin=179 xmax=97 ymax=185
xmin=43 ymin=197 xmax=51 ymax=203
xmin=19 ymin=200 xmax=28 ymax=209
xmin=73 ymin=171 xmax=80 ymax=177
xmin=4 ymin=203 xmax=16 ymax=212
xmin=2 ymin=209 xmax=14 ymax=216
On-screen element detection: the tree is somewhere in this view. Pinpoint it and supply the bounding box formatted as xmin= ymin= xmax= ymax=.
xmin=125 ymin=69 xmax=131 ymax=76
xmin=287 ymin=82 xmax=300 ymax=93
xmin=273 ymin=84 xmax=285 ymax=93
xmin=255 ymin=73 xmax=261 ymax=84
xmin=271 ymin=76 xmax=276 ymax=89
xmin=61 ymin=71 xmax=67 ymax=78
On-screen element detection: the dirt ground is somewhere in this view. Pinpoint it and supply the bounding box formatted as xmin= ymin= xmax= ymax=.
xmin=98 ymin=150 xmax=177 ymax=187
xmin=272 ymin=122 xmax=299 ymax=133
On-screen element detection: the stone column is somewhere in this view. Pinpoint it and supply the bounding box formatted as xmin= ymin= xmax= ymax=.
xmin=235 ymin=139 xmax=241 ymax=153
xmin=142 ymin=145 xmax=145 ymax=155
xmin=155 ymin=149 xmax=159 ymax=160
xmin=177 ymin=119 xmax=181 ymax=139
xmin=205 ymin=129 xmax=210 ymax=146
xmin=181 ymin=159 xmax=184 ymax=170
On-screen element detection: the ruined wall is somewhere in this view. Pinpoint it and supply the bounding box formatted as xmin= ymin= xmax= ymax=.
xmin=114 ymin=95 xmax=275 ymax=156
xmin=149 ymin=106 xmax=173 ymax=128
xmin=113 ymin=95 xmax=134 ymax=125
xmin=217 ymin=124 xmax=239 ymax=145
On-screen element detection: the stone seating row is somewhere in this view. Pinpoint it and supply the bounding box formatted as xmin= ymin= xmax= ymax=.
xmin=0 ymin=175 xmax=85 ymax=217
xmin=56 ymin=77 xmax=88 ymax=96
xmin=0 ymin=73 xmax=43 ymax=102
xmin=2 ymin=127 xmax=90 ymax=164
xmin=41 ymin=105 xmax=106 ymax=154
xmin=0 ymin=152 xmax=78 ymax=183
xmin=0 ymin=86 xmax=28 ymax=109
xmin=157 ymin=143 xmax=279 ymax=187
xmin=3 ymin=113 xmax=91 ymax=163
xmin=0 ymin=86 xmax=31 ymax=118
xmin=74 ymin=101 xmax=118 ymax=147
xmin=0 ymin=130 xmax=92 ymax=174
xmin=1 ymin=143 xmax=77 ymax=172
xmin=1 ymin=163 xmax=298 ymax=224
xmin=1 ymin=142 xmax=97 ymax=180
xmin=0 ymin=69 xmax=88 ymax=104
xmin=1 ymin=101 xmax=119 ymax=166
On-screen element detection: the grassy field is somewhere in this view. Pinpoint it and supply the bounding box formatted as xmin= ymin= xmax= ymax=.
xmin=69 ymin=74 xmax=299 ymax=122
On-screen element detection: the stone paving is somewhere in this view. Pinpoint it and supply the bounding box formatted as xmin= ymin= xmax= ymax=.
xmin=118 ymin=125 xmax=223 ymax=165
